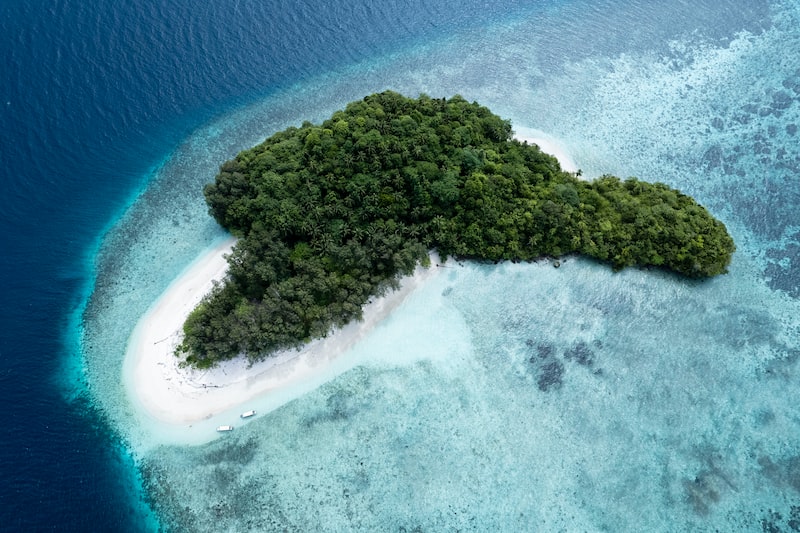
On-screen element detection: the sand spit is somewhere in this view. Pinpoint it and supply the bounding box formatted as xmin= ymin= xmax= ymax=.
xmin=123 ymin=237 xmax=443 ymax=446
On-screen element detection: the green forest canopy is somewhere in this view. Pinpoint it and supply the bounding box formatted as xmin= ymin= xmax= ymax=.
xmin=177 ymin=91 xmax=735 ymax=368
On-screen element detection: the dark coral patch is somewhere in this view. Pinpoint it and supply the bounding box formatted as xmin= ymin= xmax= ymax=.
xmin=527 ymin=342 xmax=554 ymax=363
xmin=564 ymin=341 xmax=595 ymax=367
xmin=537 ymin=359 xmax=565 ymax=392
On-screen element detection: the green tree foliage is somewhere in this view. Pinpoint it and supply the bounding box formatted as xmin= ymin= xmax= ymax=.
xmin=178 ymin=91 xmax=735 ymax=368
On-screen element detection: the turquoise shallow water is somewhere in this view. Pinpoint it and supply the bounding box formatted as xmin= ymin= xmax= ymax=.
xmin=79 ymin=0 xmax=800 ymax=530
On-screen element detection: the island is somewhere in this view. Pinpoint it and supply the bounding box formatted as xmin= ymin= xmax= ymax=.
xmin=177 ymin=91 xmax=735 ymax=369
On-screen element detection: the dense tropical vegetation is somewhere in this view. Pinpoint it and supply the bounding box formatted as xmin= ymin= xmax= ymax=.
xmin=177 ymin=91 xmax=735 ymax=368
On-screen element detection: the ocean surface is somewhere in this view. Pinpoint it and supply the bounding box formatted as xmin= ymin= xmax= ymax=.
xmin=1 ymin=0 xmax=799 ymax=530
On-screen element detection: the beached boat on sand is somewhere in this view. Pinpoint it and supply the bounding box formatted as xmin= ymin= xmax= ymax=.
xmin=240 ymin=410 xmax=256 ymax=419
xmin=216 ymin=425 xmax=234 ymax=432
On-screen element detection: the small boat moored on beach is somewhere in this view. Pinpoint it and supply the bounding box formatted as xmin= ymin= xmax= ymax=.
xmin=240 ymin=410 xmax=256 ymax=419
xmin=216 ymin=425 xmax=234 ymax=432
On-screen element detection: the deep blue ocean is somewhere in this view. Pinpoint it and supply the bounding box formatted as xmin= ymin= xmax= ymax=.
xmin=0 ymin=1 xmax=517 ymax=529
xmin=0 ymin=2 xmax=535 ymax=528
xmin=2 ymin=0 xmax=799 ymax=531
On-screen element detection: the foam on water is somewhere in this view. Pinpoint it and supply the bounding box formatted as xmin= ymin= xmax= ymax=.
xmin=83 ymin=0 xmax=800 ymax=529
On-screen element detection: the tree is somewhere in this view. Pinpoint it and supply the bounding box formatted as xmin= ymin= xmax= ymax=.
xmin=182 ymin=91 xmax=735 ymax=367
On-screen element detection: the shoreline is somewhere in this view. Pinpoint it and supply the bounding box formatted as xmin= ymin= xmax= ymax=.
xmin=514 ymin=126 xmax=580 ymax=173
xmin=123 ymin=129 xmax=578 ymax=446
xmin=122 ymin=238 xmax=444 ymax=446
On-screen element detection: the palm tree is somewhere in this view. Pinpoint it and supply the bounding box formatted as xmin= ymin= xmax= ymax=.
xmin=312 ymin=233 xmax=335 ymax=254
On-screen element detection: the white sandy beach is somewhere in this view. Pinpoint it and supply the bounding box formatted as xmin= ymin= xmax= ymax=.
xmin=514 ymin=126 xmax=580 ymax=173
xmin=123 ymin=130 xmax=578 ymax=445
xmin=123 ymin=237 xmax=445 ymax=445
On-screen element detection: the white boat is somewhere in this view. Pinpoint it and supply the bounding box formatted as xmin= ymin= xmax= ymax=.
xmin=216 ymin=425 xmax=234 ymax=432
xmin=240 ymin=410 xmax=256 ymax=419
